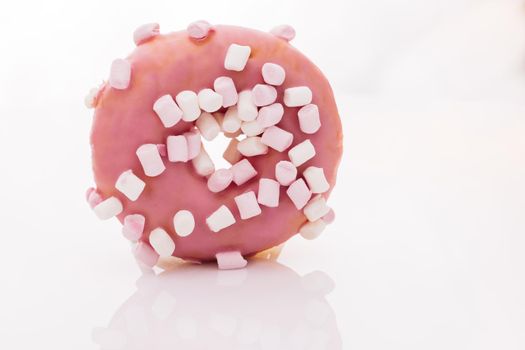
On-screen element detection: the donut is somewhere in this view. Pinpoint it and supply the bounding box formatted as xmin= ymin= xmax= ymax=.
xmin=86 ymin=21 xmax=343 ymax=269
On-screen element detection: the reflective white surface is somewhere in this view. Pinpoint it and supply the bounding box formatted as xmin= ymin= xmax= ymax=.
xmin=1 ymin=0 xmax=525 ymax=349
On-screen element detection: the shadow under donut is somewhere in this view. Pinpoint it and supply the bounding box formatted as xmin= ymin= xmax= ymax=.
xmin=92 ymin=259 xmax=342 ymax=349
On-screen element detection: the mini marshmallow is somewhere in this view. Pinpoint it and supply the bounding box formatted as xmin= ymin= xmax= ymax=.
xmin=286 ymin=179 xmax=312 ymax=210
xmin=173 ymin=210 xmax=195 ymax=237
xmin=86 ymin=188 xmax=103 ymax=208
xmin=299 ymin=219 xmax=327 ymax=240
xmin=222 ymin=106 xmax=242 ymax=133
xmin=298 ymin=104 xmax=321 ymax=134
xmin=231 ymin=159 xmax=257 ymax=185
xmin=224 ymin=44 xmax=251 ymax=71
xmin=187 ymin=20 xmax=211 ymax=39
xmin=256 ymin=103 xmax=284 ymax=128
xmin=241 ymin=120 xmax=264 ymax=137
xmin=322 ymin=208 xmax=335 ymax=224
xmin=214 ymin=77 xmax=238 ymax=107
xmin=133 ymin=23 xmax=160 ymax=45
xmin=115 ymin=170 xmax=145 ymax=201
xmin=284 ymin=86 xmax=312 ymax=107
xmin=156 ymin=144 xmax=167 ymax=157
xmin=261 ymin=126 xmax=294 ymax=152
xmin=184 ymin=129 xmax=201 ymax=160
xmin=216 ymin=251 xmax=247 ymax=270
xmin=275 ymin=160 xmax=297 ymax=186
xmin=206 ymin=205 xmax=236 ymax=232
xmin=270 ymin=24 xmax=296 ymax=41
xmin=133 ymin=242 xmax=159 ymax=267
xmin=237 ymin=90 xmax=258 ymax=122
xmin=303 ymin=196 xmax=330 ymax=222
xmin=109 ymin=59 xmax=131 ymax=90
xmin=176 ymin=90 xmax=201 ymax=122
xmin=262 ymin=63 xmax=286 ymax=86
xmin=223 ymin=138 xmax=242 ymax=165
xmin=122 ymin=214 xmax=145 ymax=241
xmin=84 ymin=87 xmax=99 ymax=108
xmin=288 ymin=139 xmax=316 ymax=167
xmin=207 ymin=169 xmax=233 ymax=193
xmin=136 ymin=144 xmax=165 ymax=177
xmin=167 ymin=135 xmax=188 ymax=162
xmin=234 ymin=191 xmax=262 ymax=219
xmin=237 ymin=137 xmax=268 ymax=157
xmin=224 ymin=129 xmax=241 ymax=138
xmin=93 ymin=197 xmax=123 ymax=220
xmin=196 ymin=112 xmax=220 ymax=141
xmin=192 ymin=146 xmax=215 ymax=176
xmin=303 ymin=166 xmax=330 ymax=193
xmin=257 ymin=178 xmax=280 ymax=207
xmin=153 ymin=95 xmax=183 ymax=128
xmin=252 ymin=84 xmax=277 ymax=107
xmin=149 ymin=228 xmax=176 ymax=257
xmin=198 ymin=88 xmax=223 ymax=113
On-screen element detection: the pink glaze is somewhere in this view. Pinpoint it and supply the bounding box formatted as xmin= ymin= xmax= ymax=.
xmin=156 ymin=144 xmax=167 ymax=157
xmin=90 ymin=25 xmax=342 ymax=261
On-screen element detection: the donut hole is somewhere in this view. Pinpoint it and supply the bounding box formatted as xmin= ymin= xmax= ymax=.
xmin=201 ymin=132 xmax=235 ymax=169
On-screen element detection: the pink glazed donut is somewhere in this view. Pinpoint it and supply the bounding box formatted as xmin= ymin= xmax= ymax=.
xmin=86 ymin=22 xmax=343 ymax=269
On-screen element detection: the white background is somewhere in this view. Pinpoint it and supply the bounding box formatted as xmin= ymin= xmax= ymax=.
xmin=1 ymin=0 xmax=524 ymax=349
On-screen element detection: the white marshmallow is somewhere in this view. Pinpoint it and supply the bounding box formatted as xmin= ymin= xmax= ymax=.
xmin=299 ymin=219 xmax=327 ymax=240
xmin=303 ymin=196 xmax=330 ymax=222
xmin=198 ymin=89 xmax=223 ymax=113
xmin=261 ymin=63 xmax=286 ymax=86
xmin=206 ymin=205 xmax=236 ymax=232
xmin=288 ymin=139 xmax=316 ymax=167
xmin=173 ymin=210 xmax=195 ymax=237
xmin=214 ymin=76 xmax=238 ymax=107
xmin=84 ymin=87 xmax=99 ymax=108
xmin=93 ymin=197 xmax=123 ymax=220
xmin=176 ymin=90 xmax=201 ymax=121
xmin=303 ymin=166 xmax=330 ymax=193
xmin=115 ymin=170 xmax=145 ymax=201
xmin=136 ymin=144 xmax=166 ymax=177
xmin=196 ymin=112 xmax=220 ymax=141
xmin=224 ymin=44 xmax=251 ymax=71
xmin=283 ymin=86 xmax=312 ymax=107
xmin=153 ymin=94 xmax=183 ymax=128
xmin=237 ymin=137 xmax=268 ymax=157
xmin=149 ymin=228 xmax=176 ymax=257
xmin=191 ymin=146 xmax=215 ymax=176
xmin=167 ymin=135 xmax=188 ymax=162
xmin=240 ymin=120 xmax=264 ymax=137
xmin=222 ymin=106 xmax=242 ymax=133
xmin=237 ymin=90 xmax=258 ymax=122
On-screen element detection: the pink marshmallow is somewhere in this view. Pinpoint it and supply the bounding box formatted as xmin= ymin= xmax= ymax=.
xmin=167 ymin=135 xmax=189 ymax=162
xmin=270 ymin=24 xmax=296 ymax=41
xmin=153 ymin=94 xmax=183 ymax=128
xmin=234 ymin=191 xmax=262 ymax=219
xmin=156 ymin=144 xmax=167 ymax=157
xmin=262 ymin=63 xmax=286 ymax=86
xmin=133 ymin=23 xmax=160 ymax=45
xmin=298 ymin=104 xmax=321 ymax=134
xmin=286 ymin=178 xmax=312 ymax=210
xmin=122 ymin=214 xmax=145 ymax=241
xmin=322 ymin=208 xmax=335 ymax=224
xmin=252 ymin=84 xmax=277 ymax=107
xmin=133 ymin=242 xmax=159 ymax=268
xmin=231 ymin=159 xmax=258 ymax=185
xmin=207 ymin=169 xmax=234 ymax=193
xmin=257 ymin=178 xmax=280 ymax=207
xmin=216 ymin=251 xmax=247 ymax=270
xmin=187 ymin=20 xmax=212 ymax=39
xmin=261 ymin=126 xmax=294 ymax=152
xmin=214 ymin=76 xmax=238 ymax=107
xmin=86 ymin=187 xmax=103 ymax=208
xmin=184 ymin=129 xmax=201 ymax=160
xmin=275 ymin=160 xmax=297 ymax=186
xmin=256 ymin=103 xmax=284 ymax=128
xmin=109 ymin=59 xmax=131 ymax=90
